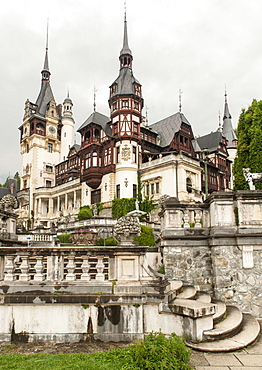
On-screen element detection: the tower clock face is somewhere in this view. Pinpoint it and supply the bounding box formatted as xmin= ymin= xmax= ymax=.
xmin=49 ymin=126 xmax=56 ymax=134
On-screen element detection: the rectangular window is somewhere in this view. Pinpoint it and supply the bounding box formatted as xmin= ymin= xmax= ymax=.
xmin=151 ymin=183 xmax=154 ymax=195
xmin=46 ymin=180 xmax=52 ymax=188
xmin=146 ymin=184 xmax=150 ymax=196
xmin=133 ymin=184 xmax=137 ymax=198
xmin=91 ymin=189 xmax=101 ymax=204
xmin=132 ymin=146 xmax=137 ymax=163
xmin=48 ymin=143 xmax=53 ymax=153
xmin=116 ymin=184 xmax=120 ymax=198
xmin=156 ymin=182 xmax=159 ymax=193
xmin=116 ymin=147 xmax=120 ymax=163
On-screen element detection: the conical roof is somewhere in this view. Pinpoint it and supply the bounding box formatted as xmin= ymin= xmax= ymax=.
xmin=222 ymin=93 xmax=237 ymax=148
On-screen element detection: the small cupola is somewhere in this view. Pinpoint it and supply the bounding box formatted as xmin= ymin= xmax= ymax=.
xmin=63 ymin=92 xmax=73 ymax=117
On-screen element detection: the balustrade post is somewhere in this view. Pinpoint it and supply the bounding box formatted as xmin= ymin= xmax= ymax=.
xmin=183 ymin=210 xmax=190 ymax=228
xmin=96 ymin=256 xmax=105 ymax=281
xmin=81 ymin=255 xmax=91 ymax=281
xmin=195 ymin=210 xmax=202 ymax=228
xmin=34 ymin=255 xmax=44 ymax=281
xmin=65 ymin=253 xmax=76 ymax=281
xmin=4 ymin=255 xmax=16 ymax=281
xmin=19 ymin=254 xmax=30 ymax=281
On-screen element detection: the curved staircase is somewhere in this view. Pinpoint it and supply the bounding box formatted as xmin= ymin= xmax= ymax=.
xmin=166 ymin=280 xmax=260 ymax=352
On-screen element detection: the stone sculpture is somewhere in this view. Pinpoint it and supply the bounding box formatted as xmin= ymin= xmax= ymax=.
xmin=243 ymin=168 xmax=262 ymax=190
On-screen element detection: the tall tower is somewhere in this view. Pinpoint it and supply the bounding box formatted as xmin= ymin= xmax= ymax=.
xmin=19 ymin=39 xmax=61 ymax=215
xmin=222 ymin=91 xmax=237 ymax=160
xmin=108 ymin=11 xmax=144 ymax=198
xmin=61 ymin=92 xmax=75 ymax=161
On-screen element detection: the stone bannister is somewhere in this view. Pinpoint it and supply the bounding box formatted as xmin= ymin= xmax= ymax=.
xmin=0 ymin=245 xmax=161 ymax=295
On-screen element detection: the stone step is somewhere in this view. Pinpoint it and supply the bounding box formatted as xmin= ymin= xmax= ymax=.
xmin=176 ymin=285 xmax=196 ymax=300
xmin=203 ymin=305 xmax=243 ymax=340
xmin=167 ymin=280 xmax=183 ymax=303
xmin=196 ymin=292 xmax=211 ymax=303
xmin=212 ymin=299 xmax=227 ymax=323
xmin=186 ymin=313 xmax=260 ymax=352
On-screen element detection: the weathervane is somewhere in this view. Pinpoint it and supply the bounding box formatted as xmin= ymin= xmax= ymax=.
xmin=93 ymin=86 xmax=98 ymax=112
xmin=178 ymin=89 xmax=183 ymax=113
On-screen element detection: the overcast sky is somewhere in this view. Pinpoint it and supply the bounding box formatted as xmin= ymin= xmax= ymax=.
xmin=1 ymin=0 xmax=262 ymax=183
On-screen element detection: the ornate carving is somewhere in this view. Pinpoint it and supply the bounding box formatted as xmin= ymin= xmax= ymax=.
xmin=121 ymin=144 xmax=131 ymax=161
xmin=0 ymin=195 xmax=18 ymax=211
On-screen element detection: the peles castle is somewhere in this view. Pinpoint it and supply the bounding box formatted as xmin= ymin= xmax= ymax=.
xmin=17 ymin=15 xmax=237 ymax=229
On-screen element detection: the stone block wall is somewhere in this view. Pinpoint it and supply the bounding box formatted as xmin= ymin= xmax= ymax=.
xmin=160 ymin=191 xmax=262 ymax=317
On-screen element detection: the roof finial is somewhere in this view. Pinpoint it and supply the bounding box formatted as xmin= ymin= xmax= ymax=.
xmin=145 ymin=105 xmax=149 ymax=126
xmin=93 ymin=86 xmax=98 ymax=112
xmin=218 ymin=110 xmax=222 ymax=132
xmin=225 ymin=83 xmax=227 ymax=103
xmin=46 ymin=18 xmax=49 ymax=52
xmin=178 ymin=89 xmax=183 ymax=113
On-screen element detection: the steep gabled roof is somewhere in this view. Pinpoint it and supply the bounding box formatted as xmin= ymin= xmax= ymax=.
xmin=194 ymin=131 xmax=224 ymax=153
xmin=77 ymin=111 xmax=112 ymax=137
xmin=149 ymin=112 xmax=191 ymax=147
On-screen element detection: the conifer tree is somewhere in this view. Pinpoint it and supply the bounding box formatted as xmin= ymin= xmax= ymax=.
xmin=233 ymin=99 xmax=262 ymax=190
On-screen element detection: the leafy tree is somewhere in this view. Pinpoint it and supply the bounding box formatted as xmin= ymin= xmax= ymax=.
xmin=233 ymin=99 xmax=262 ymax=190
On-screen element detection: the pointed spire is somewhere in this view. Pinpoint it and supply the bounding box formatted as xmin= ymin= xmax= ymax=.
xmin=223 ymin=87 xmax=231 ymax=120
xmin=120 ymin=4 xmax=132 ymax=56
xmin=41 ymin=20 xmax=51 ymax=80
xmin=222 ymin=88 xmax=237 ymax=148
xmin=119 ymin=3 xmax=133 ymax=68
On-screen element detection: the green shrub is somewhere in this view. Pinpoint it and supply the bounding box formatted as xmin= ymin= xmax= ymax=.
xmin=96 ymin=237 xmax=118 ymax=246
xmin=133 ymin=225 xmax=156 ymax=246
xmin=101 ymin=332 xmax=191 ymax=370
xmin=57 ymin=234 xmax=71 ymax=243
xmin=78 ymin=206 xmax=93 ymax=220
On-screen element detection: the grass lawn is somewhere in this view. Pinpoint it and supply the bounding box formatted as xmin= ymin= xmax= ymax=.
xmin=0 ymin=352 xmax=125 ymax=370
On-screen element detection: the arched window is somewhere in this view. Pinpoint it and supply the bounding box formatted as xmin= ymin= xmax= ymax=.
xmin=92 ymin=151 xmax=98 ymax=166
xmin=85 ymin=153 xmax=90 ymax=168
xmin=84 ymin=131 xmax=90 ymax=141
xmin=186 ymin=178 xmax=193 ymax=193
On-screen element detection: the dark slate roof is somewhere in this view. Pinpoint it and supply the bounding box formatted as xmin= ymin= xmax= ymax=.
xmin=71 ymin=143 xmax=80 ymax=151
xmin=35 ymin=81 xmax=55 ymax=116
xmin=111 ymin=67 xmax=141 ymax=96
xmin=194 ymin=131 xmax=223 ymax=153
xmin=149 ymin=112 xmax=191 ymax=147
xmin=77 ymin=111 xmax=112 ymax=137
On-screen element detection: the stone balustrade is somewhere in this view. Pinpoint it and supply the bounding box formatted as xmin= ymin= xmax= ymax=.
xmin=0 ymin=247 xmax=109 ymax=283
